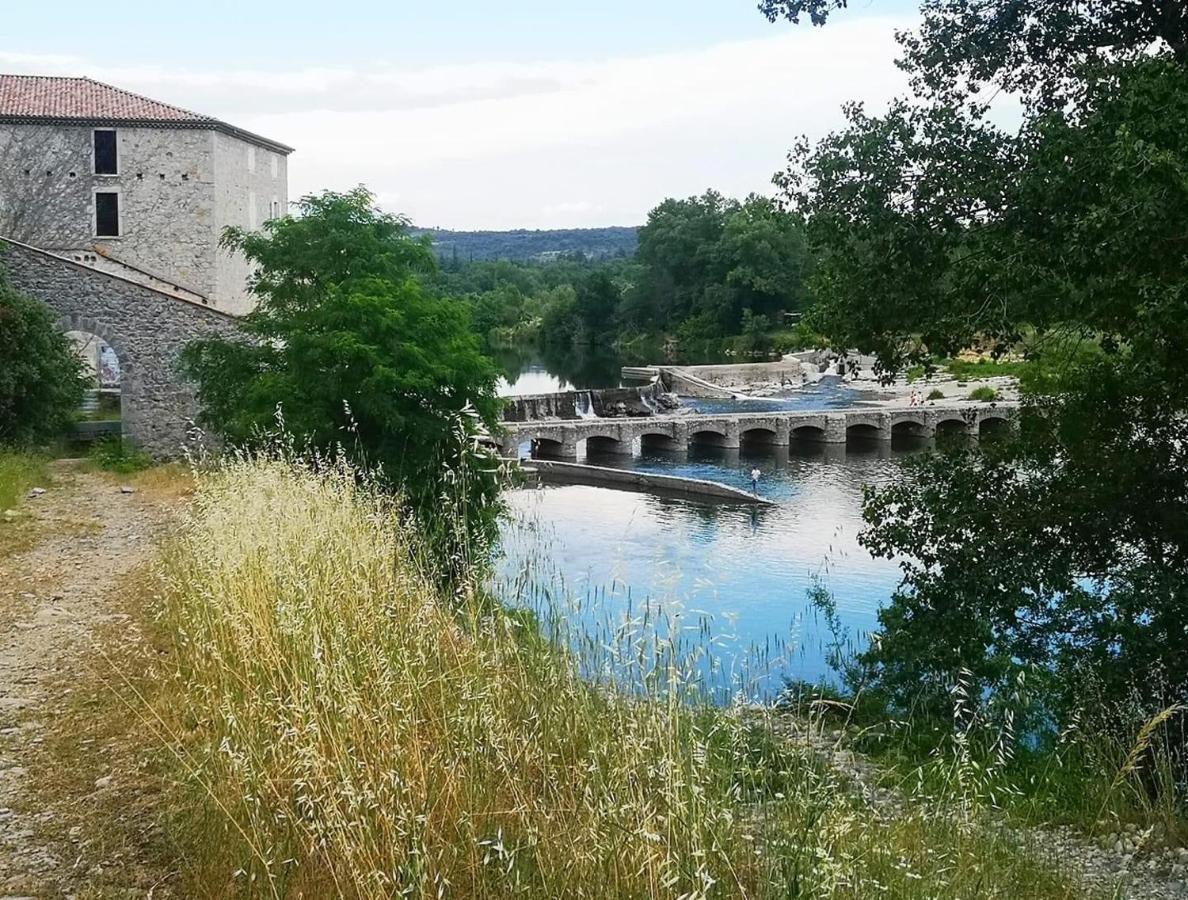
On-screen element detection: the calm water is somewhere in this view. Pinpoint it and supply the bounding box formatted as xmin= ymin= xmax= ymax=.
xmin=495 ymin=439 xmax=923 ymax=699
xmin=492 ymin=350 xmax=924 ymax=699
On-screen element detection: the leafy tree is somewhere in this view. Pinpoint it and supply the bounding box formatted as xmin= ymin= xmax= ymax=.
xmin=0 ymin=263 xmax=86 ymax=446
xmin=771 ymin=3 xmax=1188 ymax=720
xmin=629 ymin=191 xmax=808 ymax=336
xmin=182 ymin=188 xmax=504 ymax=563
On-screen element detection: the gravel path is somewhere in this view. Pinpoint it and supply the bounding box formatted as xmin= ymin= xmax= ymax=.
xmin=0 ymin=465 xmax=172 ymax=897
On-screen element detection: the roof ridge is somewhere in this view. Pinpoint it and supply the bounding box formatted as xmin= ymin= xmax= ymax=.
xmin=75 ymin=73 xmax=215 ymax=123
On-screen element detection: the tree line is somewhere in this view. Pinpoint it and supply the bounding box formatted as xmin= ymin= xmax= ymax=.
xmin=435 ymin=191 xmax=816 ymax=360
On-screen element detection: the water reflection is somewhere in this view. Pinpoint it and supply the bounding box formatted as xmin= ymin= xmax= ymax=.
xmin=496 ymin=440 xmax=928 ymax=698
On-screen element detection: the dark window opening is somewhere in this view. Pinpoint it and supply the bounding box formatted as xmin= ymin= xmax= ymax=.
xmin=94 ymin=130 xmax=118 ymax=175
xmin=95 ymin=192 xmax=120 ymax=237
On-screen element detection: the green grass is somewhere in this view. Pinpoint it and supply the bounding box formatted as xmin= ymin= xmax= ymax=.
xmin=139 ymin=454 xmax=1085 ymax=898
xmin=943 ymin=357 xmax=1031 ymax=380
xmin=968 ymin=385 xmax=1000 ymax=401
xmin=0 ymin=451 xmax=48 ymax=513
xmin=87 ymin=437 xmax=154 ymax=474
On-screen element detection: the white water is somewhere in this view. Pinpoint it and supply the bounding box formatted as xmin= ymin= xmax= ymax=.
xmin=575 ymin=391 xmax=597 ymax=419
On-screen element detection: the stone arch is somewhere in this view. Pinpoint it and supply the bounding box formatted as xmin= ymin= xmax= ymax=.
xmin=890 ymin=416 xmax=929 ymax=437
xmin=61 ymin=317 xmax=125 ymax=439
xmin=978 ymin=413 xmax=1011 ymax=438
xmin=530 ymin=437 xmax=567 ymax=457
xmin=4 ymin=238 xmax=241 ymax=457
xmin=791 ymin=424 xmax=827 ymax=442
xmin=846 ymin=422 xmax=883 ymax=441
xmin=740 ymin=426 xmax=778 ymax=448
xmin=584 ymin=434 xmax=628 ymax=455
xmin=640 ymin=431 xmax=680 ymax=451
xmin=690 ymin=427 xmax=729 ymax=448
xmin=935 ymin=416 xmax=972 ymax=439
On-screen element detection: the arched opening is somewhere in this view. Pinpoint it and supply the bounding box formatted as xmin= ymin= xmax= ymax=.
xmin=935 ymin=418 xmax=973 ymax=446
xmin=530 ymin=437 xmax=567 ymax=458
xmin=891 ymin=419 xmax=927 ymax=437
xmin=740 ymin=427 xmax=778 ymax=450
xmin=979 ymin=416 xmax=1011 ymax=439
xmin=790 ymin=424 xmax=827 ymax=444
xmin=640 ymin=432 xmax=680 ymax=452
xmin=690 ymin=429 xmax=728 ymax=448
xmin=65 ymin=329 xmax=122 ymax=443
xmin=585 ymin=435 xmax=627 ymax=456
xmin=846 ymin=423 xmax=882 ymax=442
xmin=890 ymin=418 xmax=929 ymax=450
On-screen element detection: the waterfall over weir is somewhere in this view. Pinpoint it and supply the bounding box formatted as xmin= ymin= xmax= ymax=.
xmin=575 ymin=391 xmax=597 ymax=419
xmin=502 ymin=382 xmax=670 ymax=423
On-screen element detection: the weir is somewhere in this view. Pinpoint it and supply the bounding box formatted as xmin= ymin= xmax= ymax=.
xmin=499 ymin=402 xmax=1018 ymax=458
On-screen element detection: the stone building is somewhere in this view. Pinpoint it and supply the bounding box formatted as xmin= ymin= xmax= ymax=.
xmin=0 ymin=74 xmax=293 ymax=315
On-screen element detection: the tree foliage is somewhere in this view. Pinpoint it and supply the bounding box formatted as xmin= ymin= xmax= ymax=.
xmin=0 ymin=261 xmax=86 ymax=446
xmin=773 ymin=2 xmax=1188 ymax=719
xmin=625 ymin=191 xmax=808 ymax=335
xmin=182 ymin=188 xmax=504 ymax=560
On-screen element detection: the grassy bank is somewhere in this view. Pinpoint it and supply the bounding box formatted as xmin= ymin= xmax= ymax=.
xmin=0 ymin=451 xmax=47 ymax=513
xmin=139 ymin=455 xmax=1087 ymax=898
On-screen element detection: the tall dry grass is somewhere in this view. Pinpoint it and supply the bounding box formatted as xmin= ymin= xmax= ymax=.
xmin=152 ymin=454 xmax=1080 ymax=898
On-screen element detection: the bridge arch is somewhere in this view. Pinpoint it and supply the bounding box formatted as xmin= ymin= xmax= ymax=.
xmin=740 ymin=426 xmax=778 ymax=448
xmin=890 ymin=416 xmax=929 ymax=438
xmin=935 ymin=415 xmax=973 ymax=439
xmin=689 ymin=426 xmax=730 ymax=448
xmin=846 ymin=422 xmax=883 ymax=441
xmin=978 ymin=412 xmax=1012 ymax=438
xmin=584 ymin=433 xmax=629 ymax=455
xmin=3 ymin=237 xmax=241 ymax=457
xmin=790 ymin=424 xmax=827 ymax=442
xmin=640 ymin=431 xmax=681 ymax=452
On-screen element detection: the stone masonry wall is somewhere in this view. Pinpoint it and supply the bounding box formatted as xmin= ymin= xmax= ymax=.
xmin=0 ymin=123 xmax=219 ymax=299
xmin=2 ymin=238 xmax=242 ymax=457
xmin=212 ymin=132 xmax=289 ymax=315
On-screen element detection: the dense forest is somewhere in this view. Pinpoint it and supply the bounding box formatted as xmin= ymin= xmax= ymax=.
xmin=433 ymin=190 xmax=819 ymax=364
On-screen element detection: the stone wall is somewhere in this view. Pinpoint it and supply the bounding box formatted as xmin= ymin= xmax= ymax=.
xmin=0 ymin=123 xmax=219 ymax=299
xmin=1 ymin=237 xmax=242 ymax=457
xmin=0 ymin=121 xmax=291 ymax=316
xmin=212 ymin=132 xmax=289 ymax=315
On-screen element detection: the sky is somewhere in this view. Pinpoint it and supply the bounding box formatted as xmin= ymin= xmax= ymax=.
xmin=1 ymin=1 xmax=922 ymax=229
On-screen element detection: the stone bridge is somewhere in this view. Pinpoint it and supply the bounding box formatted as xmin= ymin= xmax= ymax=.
xmin=2 ymin=236 xmax=242 ymax=456
xmin=500 ymin=403 xmax=1017 ymax=458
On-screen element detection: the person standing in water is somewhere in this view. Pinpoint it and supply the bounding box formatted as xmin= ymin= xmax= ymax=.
xmin=750 ymin=466 xmax=761 ymax=494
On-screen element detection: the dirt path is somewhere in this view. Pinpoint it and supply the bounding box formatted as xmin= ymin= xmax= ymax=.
xmin=0 ymin=464 xmax=174 ymax=898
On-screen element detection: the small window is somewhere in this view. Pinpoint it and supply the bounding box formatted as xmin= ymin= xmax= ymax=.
xmin=247 ymin=145 xmax=256 ymax=173
xmin=248 ymin=190 xmax=257 ymax=229
xmin=270 ymin=154 xmax=278 ymax=178
xmin=95 ymin=192 xmax=120 ymax=237
xmin=94 ymin=130 xmax=118 ymax=175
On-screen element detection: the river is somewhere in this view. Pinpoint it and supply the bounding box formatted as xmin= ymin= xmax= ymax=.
xmin=493 ymin=355 xmax=923 ymax=700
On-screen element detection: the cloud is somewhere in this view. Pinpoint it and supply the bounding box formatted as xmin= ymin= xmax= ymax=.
xmin=0 ymin=19 xmax=912 ymax=228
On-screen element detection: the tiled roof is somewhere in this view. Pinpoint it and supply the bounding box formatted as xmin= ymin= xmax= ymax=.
xmin=0 ymin=74 xmax=293 ymax=153
xmin=0 ymin=74 xmax=214 ymax=123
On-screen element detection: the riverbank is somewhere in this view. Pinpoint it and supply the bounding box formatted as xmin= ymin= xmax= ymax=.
xmin=0 ymin=459 xmax=1182 ymax=897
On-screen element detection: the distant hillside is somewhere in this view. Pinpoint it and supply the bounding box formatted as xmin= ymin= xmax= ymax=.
xmin=414 ymin=226 xmax=638 ymax=262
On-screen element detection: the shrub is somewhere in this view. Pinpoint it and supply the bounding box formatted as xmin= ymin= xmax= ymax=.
xmin=968 ymin=386 xmax=999 ymax=402
xmin=88 ymin=437 xmax=153 ymax=474
xmin=180 ymin=188 xmax=505 ymax=569
xmin=927 ymin=388 xmax=946 ymax=401
xmin=0 ymin=265 xmax=87 ymax=446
